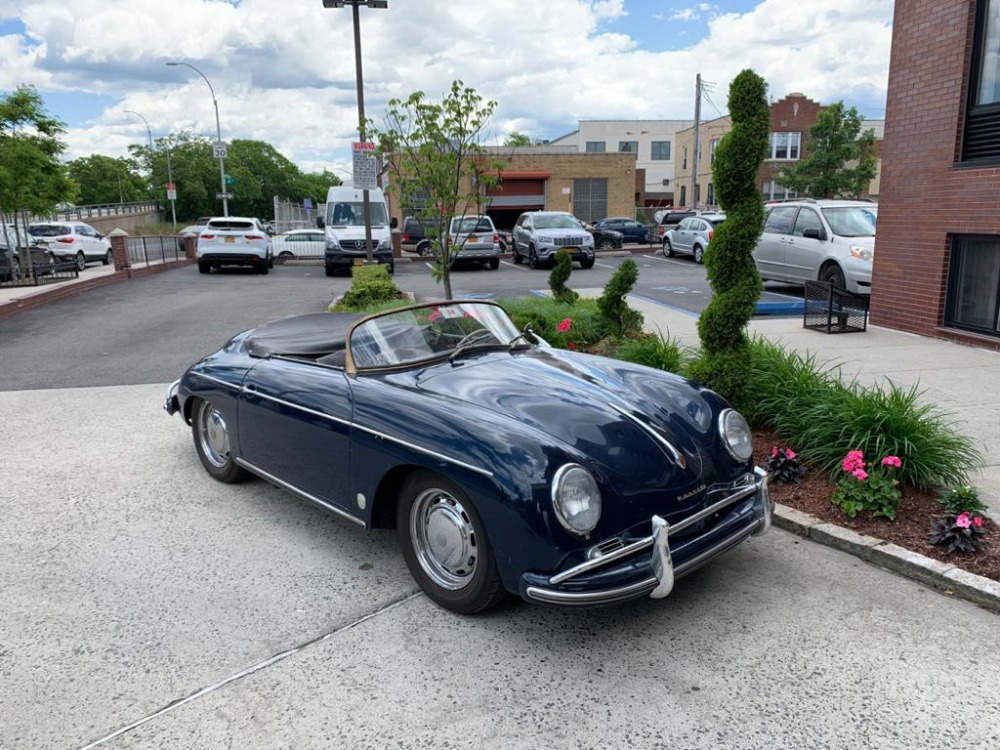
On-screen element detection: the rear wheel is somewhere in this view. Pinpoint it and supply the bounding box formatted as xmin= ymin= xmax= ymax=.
xmin=192 ymin=398 xmax=249 ymax=483
xmin=258 ymin=261 xmax=269 ymax=275
xmin=396 ymin=471 xmax=506 ymax=614
xmin=489 ymin=257 xmax=500 ymax=270
xmin=198 ymin=260 xmax=210 ymax=274
xmin=693 ymin=244 xmax=705 ymax=264
xmin=76 ymin=251 xmax=86 ymax=271
xmin=819 ymin=263 xmax=846 ymax=289
xmin=103 ymin=249 xmax=113 ymax=266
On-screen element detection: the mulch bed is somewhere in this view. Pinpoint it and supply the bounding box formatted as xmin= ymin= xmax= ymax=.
xmin=753 ymin=430 xmax=1000 ymax=584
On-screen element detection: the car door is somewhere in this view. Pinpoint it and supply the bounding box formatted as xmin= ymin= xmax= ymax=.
xmin=783 ymin=207 xmax=827 ymax=282
xmin=513 ymin=214 xmax=531 ymax=252
xmin=237 ymin=358 xmax=355 ymax=511
xmin=671 ymin=218 xmax=695 ymax=255
xmin=754 ymin=206 xmax=798 ymax=280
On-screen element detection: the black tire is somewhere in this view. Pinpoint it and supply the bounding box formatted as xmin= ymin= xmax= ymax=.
xmin=325 ymin=265 xmax=337 ymax=277
xmin=191 ymin=398 xmax=250 ymax=483
xmin=528 ymin=246 xmax=539 ymax=269
xmin=198 ymin=260 xmax=211 ymax=274
xmin=258 ymin=261 xmax=269 ymax=275
xmin=597 ymin=238 xmax=614 ymax=250
xmin=512 ymin=245 xmax=523 ymax=264
xmin=580 ymin=257 xmax=595 ymax=269
xmin=10 ymin=258 xmax=20 ymax=281
xmin=278 ymin=251 xmax=294 ymax=264
xmin=488 ymin=257 xmax=500 ymax=270
xmin=663 ymin=239 xmax=675 ymax=257
xmin=819 ymin=264 xmax=846 ymax=289
xmin=396 ymin=471 xmax=506 ymax=614
xmin=267 ymin=255 xmax=274 ymax=269
xmin=76 ymin=251 xmax=86 ymax=271
xmin=103 ymin=249 xmax=112 ymax=266
xmin=693 ymin=244 xmax=705 ymax=264
xmin=388 ymin=262 xmax=395 ymax=275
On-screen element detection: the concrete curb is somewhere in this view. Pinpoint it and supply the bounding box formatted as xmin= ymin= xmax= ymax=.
xmin=774 ymin=504 xmax=1000 ymax=614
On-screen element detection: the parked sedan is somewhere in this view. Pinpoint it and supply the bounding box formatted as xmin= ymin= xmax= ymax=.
xmin=593 ymin=217 xmax=653 ymax=245
xmin=164 ymin=300 xmax=772 ymax=614
xmin=27 ymin=221 xmax=112 ymax=270
xmin=663 ymin=214 xmax=725 ymax=264
xmin=269 ymin=229 xmax=325 ymax=263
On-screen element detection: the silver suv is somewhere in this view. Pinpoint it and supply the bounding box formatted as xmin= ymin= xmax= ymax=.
xmin=512 ymin=211 xmax=595 ymax=269
xmin=753 ymin=199 xmax=877 ymax=294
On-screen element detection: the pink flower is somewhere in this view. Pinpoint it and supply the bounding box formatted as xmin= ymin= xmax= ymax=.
xmin=852 ymin=468 xmax=868 ymax=481
xmin=956 ymin=513 xmax=972 ymax=529
xmin=557 ymin=317 xmax=573 ymax=333
xmin=568 ymin=342 xmax=577 ymax=351
xmin=842 ymin=450 xmax=865 ymax=473
xmin=973 ymin=516 xmax=984 ymax=528
xmin=785 ymin=449 xmax=796 ymax=460
xmin=771 ymin=447 xmax=779 ymax=457
xmin=881 ymin=456 xmax=902 ymax=468
xmin=428 ymin=310 xmax=441 ymax=322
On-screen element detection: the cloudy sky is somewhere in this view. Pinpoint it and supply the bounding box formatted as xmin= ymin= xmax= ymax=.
xmin=0 ymin=0 xmax=893 ymax=178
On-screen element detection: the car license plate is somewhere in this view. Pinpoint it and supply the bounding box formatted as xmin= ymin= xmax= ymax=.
xmin=225 ymin=236 xmax=235 ymax=243
xmin=353 ymin=258 xmax=364 ymax=266
xmin=562 ymin=247 xmax=575 ymax=253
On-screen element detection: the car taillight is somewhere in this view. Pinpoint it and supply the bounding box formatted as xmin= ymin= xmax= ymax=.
xmin=245 ymin=234 xmax=265 ymax=240
xmin=492 ymin=233 xmax=499 ymax=242
xmin=200 ymin=234 xmax=215 ymax=240
xmin=58 ymin=237 xmax=74 ymax=243
xmin=402 ymin=234 xmax=410 ymax=242
xmin=708 ymin=230 xmax=714 ymax=241
xmin=658 ymin=227 xmax=665 ymax=236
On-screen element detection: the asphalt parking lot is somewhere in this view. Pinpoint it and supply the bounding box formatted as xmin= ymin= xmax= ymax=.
xmin=3 ymin=261 xmax=999 ymax=749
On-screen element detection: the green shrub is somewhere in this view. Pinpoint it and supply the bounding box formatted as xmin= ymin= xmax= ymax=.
xmin=597 ymin=258 xmax=643 ymax=338
xmin=548 ymin=250 xmax=579 ymax=304
xmin=499 ymin=296 xmax=605 ymax=348
xmin=334 ymin=265 xmax=402 ymax=311
xmin=613 ymin=332 xmax=690 ymax=374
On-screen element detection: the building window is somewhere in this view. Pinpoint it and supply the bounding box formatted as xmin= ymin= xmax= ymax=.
xmin=767 ymin=132 xmax=801 ymax=160
xmin=682 ymin=146 xmax=688 ymax=170
xmin=706 ymin=183 xmax=715 ymax=206
xmin=585 ymin=141 xmax=606 ymax=153
xmin=963 ymin=0 xmax=1000 ymax=161
xmin=650 ymin=141 xmax=671 ymax=160
xmin=710 ymin=138 xmax=721 ymax=165
xmin=762 ymin=180 xmax=797 ymax=201
xmin=945 ymin=235 xmax=1000 ymax=336
xmin=573 ymin=178 xmax=607 ymax=223
xmin=679 ymin=185 xmax=687 ymax=206
xmin=618 ymin=141 xmax=638 ymax=153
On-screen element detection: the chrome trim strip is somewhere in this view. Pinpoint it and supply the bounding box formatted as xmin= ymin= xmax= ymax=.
xmin=547 ymin=477 xmax=761 ymax=585
xmin=609 ymin=403 xmax=685 ymax=468
xmin=235 ymin=457 xmax=366 ymax=528
xmin=673 ymin=524 xmax=757 ymax=577
xmin=190 ymin=371 xmax=242 ymax=392
xmin=249 ymin=389 xmax=352 ymax=428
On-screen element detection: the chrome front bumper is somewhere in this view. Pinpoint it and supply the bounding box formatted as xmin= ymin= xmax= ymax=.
xmin=524 ymin=467 xmax=772 ymax=606
xmin=163 ymin=379 xmax=180 ymax=415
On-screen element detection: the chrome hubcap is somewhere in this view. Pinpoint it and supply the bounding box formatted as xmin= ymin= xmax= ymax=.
xmin=198 ymin=402 xmax=231 ymax=468
xmin=411 ymin=489 xmax=477 ymax=590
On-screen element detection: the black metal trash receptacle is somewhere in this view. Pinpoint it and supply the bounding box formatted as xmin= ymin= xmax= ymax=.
xmin=803 ymin=280 xmax=869 ymax=333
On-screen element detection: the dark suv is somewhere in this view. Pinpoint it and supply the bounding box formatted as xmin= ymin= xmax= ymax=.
xmin=400 ymin=216 xmax=442 ymax=256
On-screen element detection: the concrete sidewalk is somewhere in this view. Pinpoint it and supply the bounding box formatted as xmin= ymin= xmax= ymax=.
xmin=626 ymin=292 xmax=1000 ymax=517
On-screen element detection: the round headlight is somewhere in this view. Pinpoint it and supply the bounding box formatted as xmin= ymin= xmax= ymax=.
xmin=719 ymin=409 xmax=753 ymax=462
xmin=551 ymin=464 xmax=602 ymax=535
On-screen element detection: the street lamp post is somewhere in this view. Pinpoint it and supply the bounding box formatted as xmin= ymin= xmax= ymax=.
xmin=322 ymin=0 xmax=388 ymax=265
xmin=166 ymin=61 xmax=229 ymax=217
xmin=125 ymin=109 xmax=177 ymax=228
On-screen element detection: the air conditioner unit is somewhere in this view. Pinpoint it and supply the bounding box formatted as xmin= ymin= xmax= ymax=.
xmin=662 ymin=179 xmax=670 ymax=186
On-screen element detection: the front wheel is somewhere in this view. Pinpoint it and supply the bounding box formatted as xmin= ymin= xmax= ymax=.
xmin=528 ymin=246 xmax=539 ymax=269
xmin=597 ymin=238 xmax=614 ymax=250
xmin=580 ymin=257 xmax=595 ymax=269
xmin=325 ymin=265 xmax=337 ymax=277
xmin=512 ymin=245 xmax=523 ymax=264
xmin=819 ymin=263 xmax=846 ymax=290
xmin=662 ymin=239 xmax=675 ymax=257
xmin=396 ymin=471 xmax=506 ymax=614
xmin=192 ymin=398 xmax=249 ymax=483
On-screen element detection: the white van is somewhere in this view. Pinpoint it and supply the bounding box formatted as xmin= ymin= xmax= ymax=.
xmin=319 ymin=186 xmax=396 ymax=276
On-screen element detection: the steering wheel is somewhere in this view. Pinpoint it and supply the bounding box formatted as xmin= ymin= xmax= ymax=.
xmin=455 ymin=328 xmax=500 ymax=349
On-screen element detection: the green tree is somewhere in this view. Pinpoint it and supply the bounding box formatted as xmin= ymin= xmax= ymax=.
xmin=299 ymin=169 xmax=342 ymax=206
xmin=66 ymin=154 xmax=146 ymax=205
xmin=0 ymin=84 xmax=75 ymax=275
xmin=369 ymin=80 xmax=505 ymax=299
xmin=688 ymin=69 xmax=770 ymax=410
xmin=775 ymin=102 xmax=878 ymax=198
xmin=503 ymin=131 xmax=533 ymax=147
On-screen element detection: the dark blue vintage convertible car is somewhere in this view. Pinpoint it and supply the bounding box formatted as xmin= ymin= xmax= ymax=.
xmin=165 ymin=301 xmax=772 ymax=614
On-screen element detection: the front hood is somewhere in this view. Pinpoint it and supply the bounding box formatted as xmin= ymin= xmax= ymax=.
xmin=385 ymin=348 xmax=737 ymax=490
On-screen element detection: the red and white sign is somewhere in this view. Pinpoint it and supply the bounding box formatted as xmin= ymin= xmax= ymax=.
xmin=165 ymin=182 xmax=177 ymax=200
xmin=352 ymin=141 xmax=378 ymax=189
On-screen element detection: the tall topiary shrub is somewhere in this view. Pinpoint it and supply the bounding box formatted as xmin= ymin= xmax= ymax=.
xmin=597 ymin=258 xmax=643 ymax=338
xmin=548 ymin=250 xmax=579 ymax=304
xmin=688 ymin=69 xmax=770 ymax=410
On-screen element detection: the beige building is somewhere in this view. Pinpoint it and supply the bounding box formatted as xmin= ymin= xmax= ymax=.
xmin=674 ymin=116 xmax=732 ymax=209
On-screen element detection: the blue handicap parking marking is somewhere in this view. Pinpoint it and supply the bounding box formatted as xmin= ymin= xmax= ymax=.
xmin=652 ymin=285 xmax=702 ymax=294
xmin=454 ymin=291 xmax=494 ymax=300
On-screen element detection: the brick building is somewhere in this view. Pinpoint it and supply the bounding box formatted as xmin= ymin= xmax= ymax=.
xmin=871 ymin=0 xmax=1000 ymax=349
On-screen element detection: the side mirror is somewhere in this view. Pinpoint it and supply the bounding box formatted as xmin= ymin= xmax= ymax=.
xmin=390 ymin=217 xmax=398 ymax=229
xmin=316 ymin=217 xmax=325 ymax=229
xmin=802 ymin=227 xmax=823 ymax=240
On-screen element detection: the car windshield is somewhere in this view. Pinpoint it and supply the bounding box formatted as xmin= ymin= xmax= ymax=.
xmin=533 ymin=214 xmax=580 ymax=230
xmin=349 ymin=302 xmax=523 ymax=370
xmin=28 ymin=225 xmax=70 ymax=237
xmin=822 ymin=206 xmax=877 ymax=237
xmin=327 ymin=201 xmax=390 ymax=227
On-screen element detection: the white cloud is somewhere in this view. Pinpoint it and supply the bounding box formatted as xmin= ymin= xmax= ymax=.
xmin=1 ymin=0 xmax=893 ymax=173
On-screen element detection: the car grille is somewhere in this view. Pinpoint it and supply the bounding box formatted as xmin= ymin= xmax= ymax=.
xmin=341 ymin=240 xmax=369 ymax=251
xmin=550 ymin=236 xmax=584 ymax=246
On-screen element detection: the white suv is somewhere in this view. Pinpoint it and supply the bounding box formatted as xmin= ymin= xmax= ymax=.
xmin=753 ymin=199 xmax=877 ymax=294
xmin=28 ymin=221 xmax=112 ymax=270
xmin=197 ymin=217 xmax=272 ymax=274
xmin=512 ymin=211 xmax=596 ymax=269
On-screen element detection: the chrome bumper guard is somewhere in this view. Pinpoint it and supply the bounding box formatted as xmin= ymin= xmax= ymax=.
xmin=525 ymin=467 xmax=772 ymax=605
xmin=163 ymin=379 xmax=180 ymax=415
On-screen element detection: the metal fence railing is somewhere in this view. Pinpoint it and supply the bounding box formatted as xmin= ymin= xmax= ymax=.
xmin=49 ymin=201 xmax=163 ymax=222
xmin=126 ymin=236 xmax=187 ymax=266
xmin=0 ymin=260 xmax=80 ymax=289
xmin=273 ymin=197 xmax=320 ymax=235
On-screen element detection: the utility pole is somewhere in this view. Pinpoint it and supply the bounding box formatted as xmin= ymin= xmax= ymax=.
xmin=693 ymin=73 xmax=702 ymax=210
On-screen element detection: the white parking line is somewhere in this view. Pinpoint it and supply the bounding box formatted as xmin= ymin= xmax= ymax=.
xmin=644 ymin=254 xmax=695 ymax=267
xmin=500 ymin=260 xmax=530 ymax=270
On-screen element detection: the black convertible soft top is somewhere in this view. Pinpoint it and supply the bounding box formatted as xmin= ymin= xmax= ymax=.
xmin=245 ymin=313 xmax=361 ymax=359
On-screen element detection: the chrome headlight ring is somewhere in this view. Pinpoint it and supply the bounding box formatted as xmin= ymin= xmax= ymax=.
xmin=551 ymin=463 xmax=602 ymax=536
xmin=719 ymin=408 xmax=754 ymax=462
